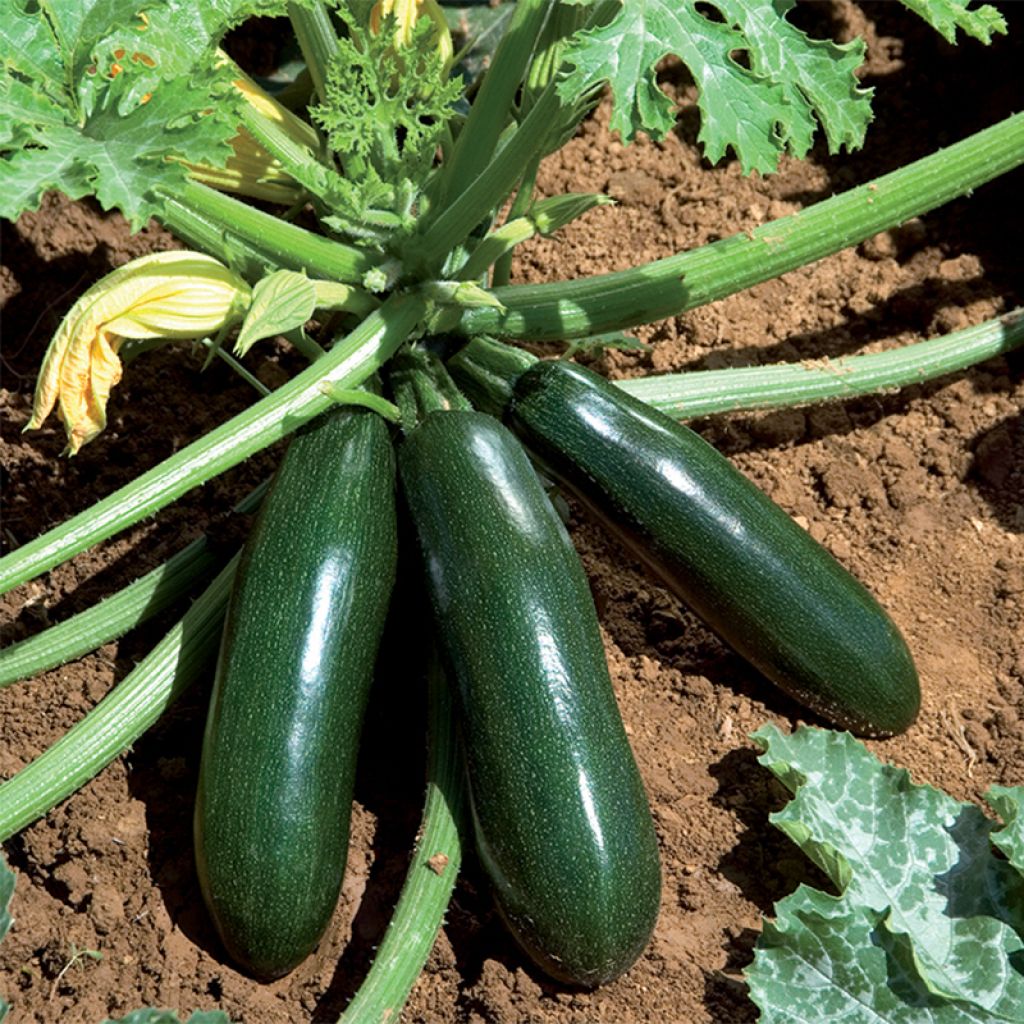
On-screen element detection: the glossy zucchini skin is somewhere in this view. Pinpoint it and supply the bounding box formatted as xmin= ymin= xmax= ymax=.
xmin=399 ymin=410 xmax=661 ymax=987
xmin=194 ymin=408 xmax=398 ymax=980
xmin=507 ymin=361 xmax=920 ymax=737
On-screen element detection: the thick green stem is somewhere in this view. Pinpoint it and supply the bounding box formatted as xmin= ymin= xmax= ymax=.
xmin=390 ymin=347 xmax=472 ymax=432
xmin=288 ymin=1 xmax=338 ymax=106
xmin=235 ymin=101 xmax=340 ymax=207
xmin=449 ymin=310 xmax=1024 ymax=422
xmin=618 ymin=309 xmax=1024 ymax=419
xmin=435 ymin=0 xmax=552 ymax=207
xmin=339 ymin=656 xmax=464 ymax=1023
xmin=490 ymin=157 xmax=539 ymax=287
xmin=0 ymin=558 xmax=236 ymax=843
xmin=410 ymin=85 xmax=563 ymax=274
xmin=1 ymin=294 xmax=426 ymax=595
xmin=0 ymin=482 xmax=269 ymax=689
xmin=454 ymin=113 xmax=1024 ymax=340
xmin=159 ymin=180 xmax=377 ymax=284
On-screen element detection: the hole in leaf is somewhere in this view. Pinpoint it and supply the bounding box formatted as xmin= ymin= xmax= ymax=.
xmin=694 ymin=2 xmax=727 ymax=23
xmin=729 ymin=49 xmax=752 ymax=71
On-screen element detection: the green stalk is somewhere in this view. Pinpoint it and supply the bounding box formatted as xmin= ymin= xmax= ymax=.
xmin=390 ymin=346 xmax=472 ymax=431
xmin=159 ymin=180 xmax=376 ymax=284
xmin=410 ymin=84 xmax=563 ymax=274
xmin=288 ymin=1 xmax=338 ymax=105
xmin=0 ymin=481 xmax=269 ymax=689
xmin=0 ymin=293 xmax=427 ymax=595
xmin=435 ymin=0 xmax=552 ymax=207
xmin=235 ymin=101 xmax=342 ymax=208
xmin=458 ymin=216 xmax=536 ymax=282
xmin=490 ymin=156 xmax=539 ymax=287
xmin=618 ymin=309 xmax=1024 ymax=419
xmin=449 ymin=309 xmax=1024 ymax=421
xmin=454 ymin=112 xmax=1024 ymax=340
xmin=339 ymin=656 xmax=464 ymax=1023
xmin=201 ymin=337 xmax=272 ymax=393
xmin=519 ymin=3 xmax=591 ymax=117
xmin=0 ymin=558 xmax=237 ymax=843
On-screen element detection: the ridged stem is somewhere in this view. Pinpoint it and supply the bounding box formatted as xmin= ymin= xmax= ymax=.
xmin=390 ymin=347 xmax=472 ymax=432
xmin=339 ymin=657 xmax=464 ymax=1023
xmin=454 ymin=113 xmax=1024 ymax=340
xmin=434 ymin=0 xmax=552 ymax=207
xmin=0 ymin=293 xmax=427 ymax=595
xmin=0 ymin=482 xmax=269 ymax=689
xmin=288 ymin=1 xmax=338 ymax=105
xmin=448 ymin=310 xmax=1024 ymax=421
xmin=0 ymin=558 xmax=237 ymax=843
xmin=159 ymin=180 xmax=376 ymax=284
xmin=410 ymin=84 xmax=562 ymax=275
xmin=618 ymin=309 xmax=1024 ymax=418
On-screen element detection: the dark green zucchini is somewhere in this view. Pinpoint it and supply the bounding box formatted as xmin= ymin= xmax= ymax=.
xmin=503 ymin=359 xmax=919 ymax=737
xmin=194 ymin=407 xmax=398 ymax=980
xmin=398 ymin=410 xmax=660 ymax=987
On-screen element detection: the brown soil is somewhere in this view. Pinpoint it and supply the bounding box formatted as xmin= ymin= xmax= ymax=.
xmin=1 ymin=3 xmax=1022 ymax=1022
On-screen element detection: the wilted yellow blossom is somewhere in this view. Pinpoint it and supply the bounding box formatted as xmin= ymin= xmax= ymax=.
xmin=184 ymin=129 xmax=305 ymax=204
xmin=25 ymin=251 xmax=251 ymax=455
xmin=370 ymin=0 xmax=453 ymax=70
xmin=184 ymin=58 xmax=320 ymax=203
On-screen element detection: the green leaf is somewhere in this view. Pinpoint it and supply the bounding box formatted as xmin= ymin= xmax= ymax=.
xmin=311 ymin=12 xmax=462 ymax=228
xmin=234 ymin=269 xmax=316 ymax=357
xmin=103 ymin=1012 xmax=234 ymax=1024
xmin=0 ymin=0 xmax=288 ymax=228
xmin=988 ymin=787 xmax=1024 ymax=874
xmin=748 ymin=725 xmax=1024 ymax=1021
xmin=558 ymin=0 xmax=872 ymax=174
xmin=754 ymin=887 xmax=1007 ymax=1023
xmin=899 ymin=0 xmax=1007 ymax=45
xmin=1 ymin=849 xmax=13 ymax=1023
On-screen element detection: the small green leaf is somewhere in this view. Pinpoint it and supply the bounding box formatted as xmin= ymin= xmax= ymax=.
xmin=530 ymin=192 xmax=614 ymax=236
xmin=987 ymin=786 xmax=1024 ymax=874
xmin=748 ymin=725 xmax=1024 ymax=1020
xmin=311 ymin=12 xmax=462 ymax=232
xmin=899 ymin=0 xmax=1007 ymax=45
xmin=234 ymin=270 xmax=317 ymax=357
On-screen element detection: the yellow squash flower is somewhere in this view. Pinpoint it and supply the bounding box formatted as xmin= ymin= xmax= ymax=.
xmin=25 ymin=251 xmax=251 ymax=455
xmin=184 ymin=56 xmax=321 ymax=203
xmin=370 ymin=0 xmax=453 ymax=70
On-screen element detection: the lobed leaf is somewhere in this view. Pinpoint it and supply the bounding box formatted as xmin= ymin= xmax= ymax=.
xmin=557 ymin=0 xmax=872 ymax=174
xmin=987 ymin=787 xmax=1024 ymax=875
xmin=0 ymin=0 xmax=294 ymax=228
xmin=311 ymin=11 xmax=462 ymax=227
xmin=753 ymin=887 xmax=1007 ymax=1023
xmin=748 ymin=725 xmax=1024 ymax=1021
xmin=899 ymin=0 xmax=1007 ymax=45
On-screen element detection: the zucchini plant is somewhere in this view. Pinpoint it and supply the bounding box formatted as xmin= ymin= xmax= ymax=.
xmin=1 ymin=0 xmax=1021 ymax=1020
